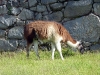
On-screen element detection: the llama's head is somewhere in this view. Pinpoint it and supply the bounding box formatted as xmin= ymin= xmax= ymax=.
xmin=76 ymin=41 xmax=85 ymax=54
xmin=67 ymin=40 xmax=85 ymax=54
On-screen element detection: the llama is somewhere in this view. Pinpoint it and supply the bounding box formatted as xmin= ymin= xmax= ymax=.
xmin=24 ymin=21 xmax=84 ymax=60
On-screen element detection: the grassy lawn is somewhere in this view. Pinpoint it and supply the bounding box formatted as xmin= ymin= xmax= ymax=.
xmin=0 ymin=48 xmax=100 ymax=75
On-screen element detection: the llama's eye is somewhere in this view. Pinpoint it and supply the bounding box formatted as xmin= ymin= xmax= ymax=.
xmin=79 ymin=43 xmax=82 ymax=46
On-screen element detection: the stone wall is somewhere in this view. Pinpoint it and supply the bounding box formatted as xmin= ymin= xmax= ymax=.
xmin=0 ymin=0 xmax=100 ymax=51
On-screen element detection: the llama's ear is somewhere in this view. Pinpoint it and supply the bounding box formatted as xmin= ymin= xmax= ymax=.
xmin=78 ymin=40 xmax=82 ymax=44
xmin=79 ymin=40 xmax=84 ymax=45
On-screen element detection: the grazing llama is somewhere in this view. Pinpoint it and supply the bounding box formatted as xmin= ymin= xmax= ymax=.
xmin=24 ymin=21 xmax=84 ymax=60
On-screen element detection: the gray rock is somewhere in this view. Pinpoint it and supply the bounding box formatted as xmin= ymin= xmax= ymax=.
xmin=22 ymin=2 xmax=29 ymax=8
xmin=0 ymin=30 xmax=5 ymax=38
xmin=37 ymin=0 xmax=41 ymax=3
xmin=98 ymin=38 xmax=100 ymax=44
xmin=47 ymin=5 xmax=52 ymax=12
xmin=63 ymin=14 xmax=100 ymax=42
xmin=11 ymin=7 xmax=20 ymax=15
xmin=19 ymin=0 xmax=26 ymax=3
xmin=18 ymin=40 xmax=27 ymax=48
xmin=0 ymin=0 xmax=7 ymax=5
xmin=18 ymin=8 xmax=34 ymax=20
xmin=50 ymin=3 xmax=63 ymax=11
xmin=94 ymin=0 xmax=100 ymax=2
xmin=16 ymin=18 xmax=25 ymax=26
xmin=26 ymin=20 xmax=33 ymax=25
xmin=44 ymin=11 xmax=63 ymax=21
xmin=28 ymin=0 xmax=37 ymax=7
xmin=19 ymin=0 xmax=28 ymax=8
xmin=0 ymin=39 xmax=16 ymax=51
xmin=41 ymin=0 xmax=57 ymax=4
xmin=37 ymin=5 xmax=47 ymax=12
xmin=8 ymin=26 xmax=24 ymax=39
xmin=35 ymin=13 xmax=42 ymax=20
xmin=59 ymin=0 xmax=66 ymax=2
xmin=0 ymin=5 xmax=8 ymax=15
xmin=7 ymin=1 xmax=19 ymax=10
xmin=83 ymin=41 xmax=92 ymax=47
xmin=30 ymin=7 xmax=37 ymax=11
xmin=93 ymin=3 xmax=100 ymax=16
xmin=64 ymin=2 xmax=67 ymax=7
xmin=8 ymin=39 xmax=18 ymax=48
xmin=42 ymin=11 xmax=49 ymax=15
xmin=62 ymin=18 xmax=71 ymax=22
xmin=6 ymin=2 xmax=12 ymax=10
xmin=12 ymin=0 xmax=19 ymax=7
xmin=0 ymin=15 xmax=16 ymax=29
xmin=90 ymin=44 xmax=100 ymax=50
xmin=64 ymin=0 xmax=92 ymax=18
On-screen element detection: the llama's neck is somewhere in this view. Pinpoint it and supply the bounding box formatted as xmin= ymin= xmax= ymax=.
xmin=67 ymin=41 xmax=80 ymax=48
xmin=65 ymin=31 xmax=79 ymax=48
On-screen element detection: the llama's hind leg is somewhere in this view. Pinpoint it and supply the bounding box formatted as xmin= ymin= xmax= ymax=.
xmin=33 ymin=40 xmax=40 ymax=59
xmin=26 ymin=42 xmax=32 ymax=57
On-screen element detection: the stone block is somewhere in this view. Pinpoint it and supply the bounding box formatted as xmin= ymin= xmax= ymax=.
xmin=41 ymin=0 xmax=57 ymax=4
xmin=16 ymin=18 xmax=25 ymax=26
xmin=44 ymin=11 xmax=63 ymax=21
xmin=63 ymin=14 xmax=100 ymax=42
xmin=0 ymin=5 xmax=8 ymax=15
xmin=18 ymin=8 xmax=34 ymax=20
xmin=8 ymin=40 xmax=18 ymax=48
xmin=0 ymin=30 xmax=5 ymax=38
xmin=64 ymin=0 xmax=92 ymax=18
xmin=0 ymin=15 xmax=16 ymax=29
xmin=35 ymin=13 xmax=42 ymax=20
xmin=94 ymin=0 xmax=100 ymax=2
xmin=50 ymin=3 xmax=63 ymax=11
xmin=18 ymin=40 xmax=27 ymax=48
xmin=11 ymin=7 xmax=21 ymax=15
xmin=28 ymin=0 xmax=37 ymax=7
xmin=90 ymin=44 xmax=100 ymax=50
xmin=0 ymin=39 xmax=16 ymax=51
xmin=93 ymin=3 xmax=100 ymax=16
xmin=8 ymin=26 xmax=24 ymax=39
xmin=36 ymin=5 xmax=47 ymax=12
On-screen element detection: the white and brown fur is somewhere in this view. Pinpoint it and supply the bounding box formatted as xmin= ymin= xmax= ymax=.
xmin=24 ymin=21 xmax=83 ymax=60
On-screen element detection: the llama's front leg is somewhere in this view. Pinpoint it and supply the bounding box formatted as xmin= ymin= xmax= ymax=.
xmin=33 ymin=40 xmax=40 ymax=59
xmin=55 ymin=42 xmax=64 ymax=60
xmin=51 ymin=42 xmax=55 ymax=60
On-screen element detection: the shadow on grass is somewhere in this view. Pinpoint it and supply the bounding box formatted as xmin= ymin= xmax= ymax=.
xmin=0 ymin=47 xmax=100 ymax=60
xmin=62 ymin=48 xmax=76 ymax=57
xmin=0 ymin=49 xmax=75 ymax=60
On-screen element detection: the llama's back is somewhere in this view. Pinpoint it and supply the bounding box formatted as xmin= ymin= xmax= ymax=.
xmin=24 ymin=21 xmax=68 ymax=42
xmin=28 ymin=21 xmax=57 ymax=39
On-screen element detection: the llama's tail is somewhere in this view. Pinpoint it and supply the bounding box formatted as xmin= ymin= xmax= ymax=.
xmin=24 ymin=25 xmax=37 ymax=43
xmin=24 ymin=25 xmax=28 ymax=39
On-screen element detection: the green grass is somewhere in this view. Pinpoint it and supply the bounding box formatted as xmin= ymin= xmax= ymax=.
xmin=0 ymin=48 xmax=100 ymax=75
